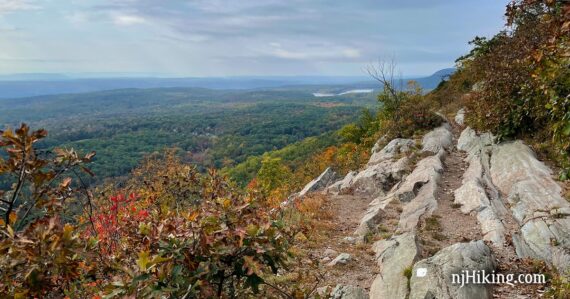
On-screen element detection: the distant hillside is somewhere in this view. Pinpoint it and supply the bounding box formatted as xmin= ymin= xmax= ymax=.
xmin=0 ymin=69 xmax=454 ymax=99
xmin=0 ymin=86 xmax=376 ymax=181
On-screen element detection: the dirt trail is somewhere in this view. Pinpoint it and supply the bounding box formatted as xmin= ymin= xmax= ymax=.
xmin=417 ymin=132 xmax=482 ymax=258
xmin=443 ymin=124 xmax=546 ymax=298
xmin=312 ymin=195 xmax=379 ymax=291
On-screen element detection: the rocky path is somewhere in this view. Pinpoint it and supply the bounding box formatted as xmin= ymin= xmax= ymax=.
xmin=319 ymin=195 xmax=377 ymax=290
xmin=417 ymin=142 xmax=482 ymax=258
xmin=296 ymin=110 xmax=570 ymax=298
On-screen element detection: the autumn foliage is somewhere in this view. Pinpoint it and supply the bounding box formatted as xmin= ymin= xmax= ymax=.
xmin=455 ymin=0 xmax=570 ymax=176
xmin=0 ymin=126 xmax=298 ymax=298
xmin=0 ymin=124 xmax=96 ymax=297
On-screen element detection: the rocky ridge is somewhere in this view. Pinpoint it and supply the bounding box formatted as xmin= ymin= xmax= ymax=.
xmin=294 ymin=110 xmax=570 ymax=298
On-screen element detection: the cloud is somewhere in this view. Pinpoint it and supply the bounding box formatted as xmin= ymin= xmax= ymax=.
xmin=0 ymin=0 xmax=39 ymax=15
xmin=112 ymin=14 xmax=146 ymax=26
xmin=1 ymin=0 xmax=510 ymax=76
xmin=270 ymin=47 xmax=362 ymax=61
xmin=343 ymin=49 xmax=361 ymax=59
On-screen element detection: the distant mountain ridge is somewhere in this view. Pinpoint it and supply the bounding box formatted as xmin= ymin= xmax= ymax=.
xmin=0 ymin=69 xmax=455 ymax=99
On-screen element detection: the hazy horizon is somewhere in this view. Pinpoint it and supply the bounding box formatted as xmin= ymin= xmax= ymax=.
xmin=0 ymin=68 xmax=454 ymax=80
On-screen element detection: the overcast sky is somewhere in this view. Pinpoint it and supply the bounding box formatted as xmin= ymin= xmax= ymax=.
xmin=0 ymin=0 xmax=509 ymax=77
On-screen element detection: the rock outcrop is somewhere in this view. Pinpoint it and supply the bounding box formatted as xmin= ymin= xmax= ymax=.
xmin=455 ymin=124 xmax=570 ymax=274
xmin=490 ymin=141 xmax=570 ymax=274
xmin=360 ymin=125 xmax=455 ymax=298
xmin=330 ymin=285 xmax=369 ymax=299
xmin=327 ymin=139 xmax=414 ymax=197
xmin=368 ymin=138 xmax=415 ymax=166
xmin=395 ymin=152 xmax=443 ymax=232
xmin=421 ymin=124 xmax=453 ymax=154
xmin=369 ymin=232 xmax=420 ymax=299
xmin=298 ymin=167 xmax=339 ymax=197
xmin=356 ymin=126 xmax=450 ymax=237
xmin=455 ymin=108 xmax=465 ymax=126
xmin=312 ymin=109 xmax=570 ymax=298
xmin=409 ymin=241 xmax=495 ymax=299
xmin=454 ymin=127 xmax=506 ymax=246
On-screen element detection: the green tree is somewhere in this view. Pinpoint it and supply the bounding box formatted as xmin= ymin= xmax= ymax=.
xmin=256 ymin=155 xmax=292 ymax=194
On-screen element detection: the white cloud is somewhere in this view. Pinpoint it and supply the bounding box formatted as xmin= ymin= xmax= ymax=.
xmin=112 ymin=14 xmax=146 ymax=26
xmin=0 ymin=0 xmax=39 ymax=15
xmin=342 ymin=48 xmax=361 ymax=58
xmin=271 ymin=46 xmax=362 ymax=61
xmin=273 ymin=48 xmax=310 ymax=60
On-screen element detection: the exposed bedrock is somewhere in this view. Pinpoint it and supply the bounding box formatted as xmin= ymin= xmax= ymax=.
xmin=355 ymin=125 xmax=451 ymax=237
xmin=369 ymin=232 xmax=420 ymax=299
xmin=409 ymin=240 xmax=495 ymax=299
xmin=456 ymin=123 xmax=570 ymax=275
xmin=490 ymin=141 xmax=570 ymax=274
xmin=327 ymin=139 xmax=414 ymax=197
xmin=421 ymin=123 xmax=453 ymax=154
xmin=298 ymin=167 xmax=339 ymax=197
xmin=454 ymin=127 xmax=506 ymax=246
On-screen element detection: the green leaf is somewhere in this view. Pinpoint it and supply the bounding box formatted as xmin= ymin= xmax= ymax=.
xmin=137 ymin=251 xmax=150 ymax=272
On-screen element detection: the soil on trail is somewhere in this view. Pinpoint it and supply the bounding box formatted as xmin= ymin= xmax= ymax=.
xmin=443 ymin=124 xmax=547 ymax=298
xmin=310 ymin=195 xmax=379 ymax=291
xmin=417 ymin=134 xmax=482 ymax=258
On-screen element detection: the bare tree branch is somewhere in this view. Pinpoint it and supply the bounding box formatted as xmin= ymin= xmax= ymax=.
xmin=364 ymin=59 xmax=403 ymax=100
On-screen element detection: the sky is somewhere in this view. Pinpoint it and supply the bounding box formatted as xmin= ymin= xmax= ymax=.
xmin=0 ymin=0 xmax=510 ymax=77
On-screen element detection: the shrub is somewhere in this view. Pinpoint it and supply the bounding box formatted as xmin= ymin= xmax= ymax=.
xmin=456 ymin=0 xmax=570 ymax=175
xmin=0 ymin=124 xmax=96 ymax=297
xmin=0 ymin=126 xmax=297 ymax=298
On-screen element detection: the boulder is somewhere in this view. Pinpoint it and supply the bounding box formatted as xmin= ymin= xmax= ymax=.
xmin=330 ymin=285 xmax=369 ymax=299
xmin=327 ymin=171 xmax=358 ymax=194
xmin=368 ymin=138 xmax=415 ymax=166
xmin=396 ymin=152 xmax=444 ymax=232
xmin=409 ymin=241 xmax=495 ymax=299
xmin=327 ymin=253 xmax=351 ymax=267
xmin=395 ymin=152 xmax=444 ymax=203
xmin=355 ymin=194 xmax=392 ymax=237
xmin=455 ymin=108 xmax=465 ymax=126
xmin=490 ymin=141 xmax=570 ymax=274
xmin=456 ymin=127 xmax=494 ymax=156
xmin=369 ymin=233 xmax=420 ymax=299
xmin=348 ymin=156 xmax=409 ymax=198
xmin=422 ymin=124 xmax=453 ymax=154
xmin=298 ymin=167 xmax=338 ymax=197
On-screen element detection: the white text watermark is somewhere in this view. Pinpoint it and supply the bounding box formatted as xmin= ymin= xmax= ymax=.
xmin=415 ymin=268 xmax=546 ymax=287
